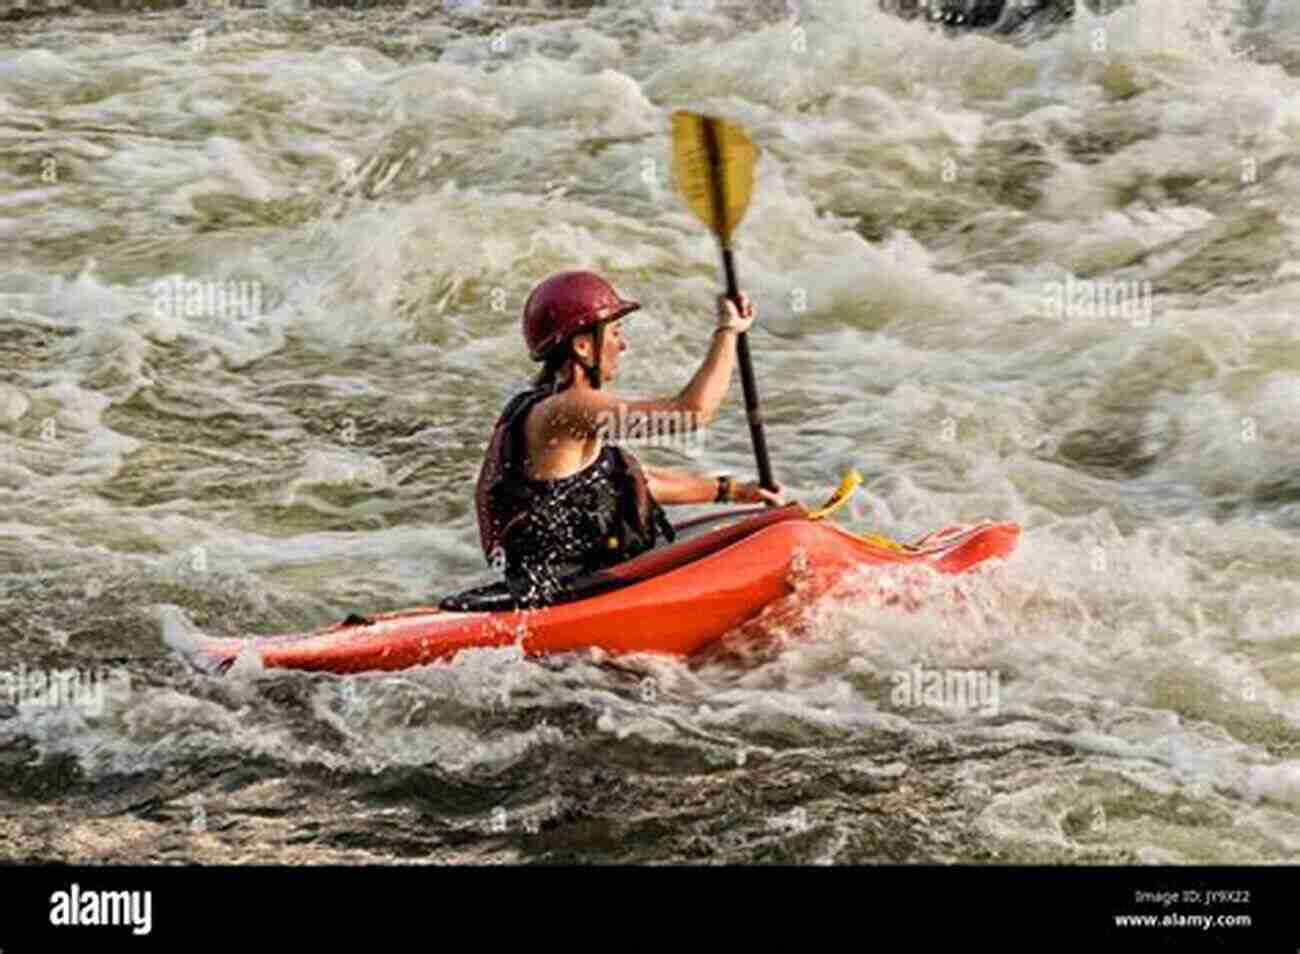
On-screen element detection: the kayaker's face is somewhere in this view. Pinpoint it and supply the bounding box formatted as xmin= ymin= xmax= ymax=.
xmin=602 ymin=320 xmax=626 ymax=381
xmin=575 ymin=321 xmax=626 ymax=384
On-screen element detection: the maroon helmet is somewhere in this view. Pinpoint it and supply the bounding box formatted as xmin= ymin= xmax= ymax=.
xmin=522 ymin=270 xmax=640 ymax=361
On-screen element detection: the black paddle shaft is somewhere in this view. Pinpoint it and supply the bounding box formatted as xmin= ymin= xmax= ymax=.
xmin=699 ymin=116 xmax=777 ymax=496
xmin=720 ymin=248 xmax=777 ymax=495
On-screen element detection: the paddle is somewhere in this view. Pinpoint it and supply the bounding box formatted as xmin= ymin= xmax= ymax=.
xmin=670 ymin=110 xmax=777 ymax=500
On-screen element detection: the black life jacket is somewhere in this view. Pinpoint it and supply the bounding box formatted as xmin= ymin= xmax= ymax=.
xmin=473 ymin=387 xmax=675 ymax=577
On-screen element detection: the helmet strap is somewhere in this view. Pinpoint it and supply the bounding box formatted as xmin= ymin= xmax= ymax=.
xmin=588 ymin=323 xmax=604 ymax=390
xmin=561 ymin=326 xmax=604 ymax=391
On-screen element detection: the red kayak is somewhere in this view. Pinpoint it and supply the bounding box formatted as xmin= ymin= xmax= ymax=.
xmin=178 ymin=494 xmax=1020 ymax=675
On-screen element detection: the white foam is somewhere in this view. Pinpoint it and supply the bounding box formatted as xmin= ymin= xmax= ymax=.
xmin=155 ymin=603 xmax=209 ymax=659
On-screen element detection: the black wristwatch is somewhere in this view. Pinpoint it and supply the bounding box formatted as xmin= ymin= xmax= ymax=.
xmin=715 ymin=475 xmax=733 ymax=503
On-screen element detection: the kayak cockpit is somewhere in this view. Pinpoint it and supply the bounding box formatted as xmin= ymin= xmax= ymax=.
xmin=438 ymin=504 xmax=806 ymax=613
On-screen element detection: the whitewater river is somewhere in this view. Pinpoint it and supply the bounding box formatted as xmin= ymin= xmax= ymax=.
xmin=1 ymin=0 xmax=1297 ymax=864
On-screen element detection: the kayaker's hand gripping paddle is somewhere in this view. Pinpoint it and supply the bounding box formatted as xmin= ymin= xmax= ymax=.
xmin=671 ymin=111 xmax=777 ymax=502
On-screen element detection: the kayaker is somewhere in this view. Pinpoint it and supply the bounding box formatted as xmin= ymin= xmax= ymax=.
xmin=475 ymin=269 xmax=786 ymax=608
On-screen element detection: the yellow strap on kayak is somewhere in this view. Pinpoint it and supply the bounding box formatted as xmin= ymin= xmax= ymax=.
xmin=806 ymin=468 xmax=912 ymax=551
xmin=806 ymin=469 xmax=863 ymax=521
xmin=858 ymin=533 xmax=910 ymax=552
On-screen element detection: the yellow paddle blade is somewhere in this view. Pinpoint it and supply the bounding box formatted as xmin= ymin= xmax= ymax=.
xmin=670 ymin=110 xmax=758 ymax=244
xmin=806 ymin=469 xmax=863 ymax=521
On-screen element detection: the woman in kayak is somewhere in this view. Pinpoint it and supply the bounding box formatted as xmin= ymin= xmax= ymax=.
xmin=475 ymin=269 xmax=785 ymax=608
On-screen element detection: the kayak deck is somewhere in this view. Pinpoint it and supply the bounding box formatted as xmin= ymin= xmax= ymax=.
xmin=182 ymin=513 xmax=1020 ymax=675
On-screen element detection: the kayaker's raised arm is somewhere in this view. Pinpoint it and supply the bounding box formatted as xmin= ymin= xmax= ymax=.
xmin=537 ymin=292 xmax=757 ymax=440
xmin=673 ymin=293 xmax=756 ymax=422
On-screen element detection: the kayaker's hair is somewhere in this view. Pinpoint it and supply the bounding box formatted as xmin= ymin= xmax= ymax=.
xmin=533 ymin=330 xmax=596 ymax=394
xmin=533 ymin=346 xmax=573 ymax=393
